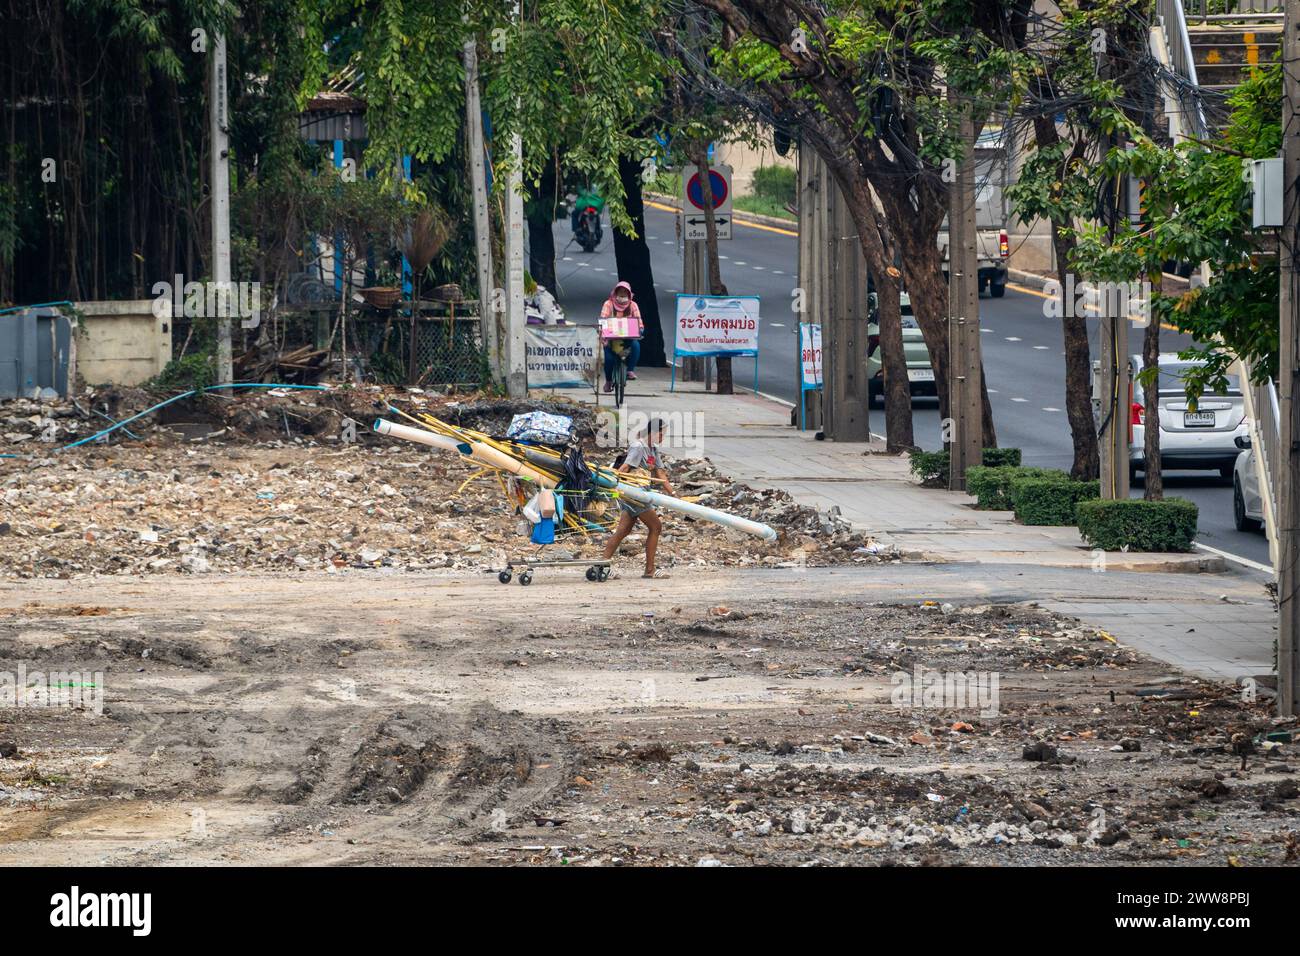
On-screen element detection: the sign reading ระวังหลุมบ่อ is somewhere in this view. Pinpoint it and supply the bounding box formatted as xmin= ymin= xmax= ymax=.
xmin=673 ymin=294 xmax=760 ymax=357
xmin=525 ymin=325 xmax=600 ymax=388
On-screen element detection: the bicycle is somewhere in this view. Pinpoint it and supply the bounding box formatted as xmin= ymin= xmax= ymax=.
xmin=608 ymin=338 xmax=631 ymax=406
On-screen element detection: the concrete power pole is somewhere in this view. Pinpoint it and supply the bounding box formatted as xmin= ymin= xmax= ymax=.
xmin=502 ymin=4 xmax=527 ymax=398
xmin=209 ymin=31 xmax=233 ymax=383
xmin=682 ymin=236 xmax=707 ymax=383
xmin=503 ymin=132 xmax=526 ymax=397
xmin=947 ymin=96 xmax=982 ymax=489
xmin=822 ymin=171 xmax=871 ymax=441
xmin=463 ymin=37 xmax=499 ymax=385
xmin=796 ymin=140 xmax=824 ymax=430
xmin=1277 ymin=0 xmax=1300 ymax=716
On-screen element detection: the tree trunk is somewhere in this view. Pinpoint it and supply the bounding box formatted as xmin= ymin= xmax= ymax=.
xmin=879 ymin=179 xmax=996 ymax=447
xmin=1143 ymin=273 xmax=1163 ymax=499
xmin=687 ymin=142 xmax=732 ymax=393
xmin=1034 ymin=117 xmax=1100 ymax=479
xmin=875 ymin=271 xmax=914 ymax=451
xmin=612 ymin=153 xmax=666 ymax=367
xmin=525 ymin=157 xmax=557 ymax=292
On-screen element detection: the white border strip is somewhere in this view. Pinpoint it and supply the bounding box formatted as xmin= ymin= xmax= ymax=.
xmin=1194 ymin=541 xmax=1275 ymax=575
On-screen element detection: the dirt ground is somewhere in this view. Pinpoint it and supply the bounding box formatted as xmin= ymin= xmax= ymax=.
xmin=0 ymin=570 xmax=1295 ymax=866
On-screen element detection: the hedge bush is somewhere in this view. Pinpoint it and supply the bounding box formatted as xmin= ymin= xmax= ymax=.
xmin=909 ymin=448 xmax=1022 ymax=488
xmin=1076 ymin=498 xmax=1199 ymax=552
xmin=966 ymin=466 xmax=1066 ymax=510
xmin=1009 ymin=475 xmax=1100 ymax=525
xmin=751 ymin=165 xmax=797 ymax=205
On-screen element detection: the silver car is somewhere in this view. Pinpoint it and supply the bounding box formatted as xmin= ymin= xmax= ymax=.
xmin=1129 ymin=354 xmax=1248 ymax=481
xmin=1232 ymin=438 xmax=1265 ymax=533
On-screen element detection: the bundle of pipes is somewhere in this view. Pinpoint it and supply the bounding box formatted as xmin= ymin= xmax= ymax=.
xmin=372 ymin=412 xmax=777 ymax=542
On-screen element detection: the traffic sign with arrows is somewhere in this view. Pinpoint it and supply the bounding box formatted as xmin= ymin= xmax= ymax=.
xmin=681 ymin=163 xmax=732 ymax=240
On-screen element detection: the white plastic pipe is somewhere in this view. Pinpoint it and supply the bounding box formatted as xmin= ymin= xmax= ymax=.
xmin=616 ymin=482 xmax=777 ymax=541
xmin=373 ymin=419 xmax=467 ymax=454
xmin=373 ymin=418 xmax=556 ymax=486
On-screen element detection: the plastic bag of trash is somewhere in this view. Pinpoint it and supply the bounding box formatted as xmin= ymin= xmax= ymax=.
xmin=506 ymin=411 xmax=574 ymax=446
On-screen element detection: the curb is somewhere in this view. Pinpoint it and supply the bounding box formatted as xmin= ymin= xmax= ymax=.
xmin=644 ymin=192 xmax=798 ymax=232
xmin=897 ymin=549 xmax=1226 ymax=574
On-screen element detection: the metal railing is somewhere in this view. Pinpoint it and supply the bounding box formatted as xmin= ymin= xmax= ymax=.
xmin=1183 ymin=0 xmax=1284 ymax=24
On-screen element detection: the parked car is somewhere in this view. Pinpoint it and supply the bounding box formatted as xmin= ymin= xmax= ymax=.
xmin=1127 ymin=354 xmax=1248 ymax=481
xmin=867 ymin=292 xmax=936 ymax=405
xmin=936 ymin=133 xmax=1010 ymax=297
xmin=1232 ymin=436 xmax=1265 ymax=533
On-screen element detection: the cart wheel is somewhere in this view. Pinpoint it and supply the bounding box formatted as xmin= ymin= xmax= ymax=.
xmin=598 ymin=566 xmax=610 ymax=582
xmin=498 ymin=571 xmax=512 ymax=584
xmin=585 ymin=566 xmax=598 ymax=581
xmin=519 ymin=572 xmax=533 ymax=586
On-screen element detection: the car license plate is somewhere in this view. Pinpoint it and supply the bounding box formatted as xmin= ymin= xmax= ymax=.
xmin=1184 ymin=410 xmax=1216 ymax=427
xmin=907 ymin=368 xmax=935 ymax=382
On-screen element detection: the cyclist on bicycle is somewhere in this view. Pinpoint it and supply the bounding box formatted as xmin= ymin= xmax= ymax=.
xmin=600 ymin=280 xmax=643 ymax=393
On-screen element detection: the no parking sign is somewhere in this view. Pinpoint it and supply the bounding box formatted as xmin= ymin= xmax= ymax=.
xmin=681 ymin=164 xmax=732 ymax=240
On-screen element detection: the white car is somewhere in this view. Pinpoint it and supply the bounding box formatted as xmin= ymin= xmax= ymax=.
xmin=1129 ymin=355 xmax=1249 ymax=481
xmin=1232 ymin=437 xmax=1265 ymax=533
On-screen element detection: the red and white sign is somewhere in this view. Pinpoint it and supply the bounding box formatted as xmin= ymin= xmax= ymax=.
xmin=800 ymin=323 xmax=822 ymax=388
xmin=681 ymin=164 xmax=733 ymax=240
xmin=674 ymin=294 xmax=759 ymax=357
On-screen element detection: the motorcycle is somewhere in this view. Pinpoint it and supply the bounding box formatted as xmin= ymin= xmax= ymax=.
xmin=571 ymin=189 xmax=604 ymax=252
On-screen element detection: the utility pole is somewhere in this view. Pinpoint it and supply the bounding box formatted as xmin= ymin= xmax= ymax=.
xmin=823 ymin=166 xmax=870 ymax=441
xmin=1095 ymin=33 xmax=1130 ymax=502
xmin=796 ymin=139 xmax=823 ymax=430
xmin=463 ymin=36 xmax=498 ymax=385
xmin=1277 ymin=0 xmax=1300 ymax=716
xmin=682 ymin=234 xmax=707 ymax=383
xmin=209 ymin=29 xmax=232 ymax=383
xmin=502 ymin=2 xmax=527 ymax=398
xmin=947 ymin=94 xmax=982 ymax=489
xmin=1097 ymin=193 xmax=1131 ymax=501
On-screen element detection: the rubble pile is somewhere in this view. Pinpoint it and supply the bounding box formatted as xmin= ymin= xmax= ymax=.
xmin=0 ymin=441 xmax=894 ymax=578
xmin=675 ymin=459 xmax=880 ymax=561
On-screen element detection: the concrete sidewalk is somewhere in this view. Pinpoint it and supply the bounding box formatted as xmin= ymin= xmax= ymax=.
xmin=587 ymin=368 xmax=1219 ymax=572
xmin=562 ymin=366 xmax=1276 ymax=685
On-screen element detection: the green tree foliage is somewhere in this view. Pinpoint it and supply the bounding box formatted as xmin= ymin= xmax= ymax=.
xmin=309 ymin=1 xmax=667 ymax=231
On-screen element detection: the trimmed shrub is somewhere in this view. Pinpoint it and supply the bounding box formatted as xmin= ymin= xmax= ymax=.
xmin=751 ymin=165 xmax=797 ymax=205
xmin=909 ymin=450 xmax=950 ymax=487
xmin=1010 ymin=475 xmax=1100 ymax=526
xmin=983 ymin=447 xmax=1022 ymax=468
xmin=909 ymin=448 xmax=1023 ymax=488
xmin=966 ymin=466 xmax=1065 ymax=510
xmin=1076 ymin=498 xmax=1199 ymax=552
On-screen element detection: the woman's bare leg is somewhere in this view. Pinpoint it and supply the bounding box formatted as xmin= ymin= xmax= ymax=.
xmin=638 ymin=510 xmax=661 ymax=576
xmin=602 ymin=511 xmax=637 ymax=560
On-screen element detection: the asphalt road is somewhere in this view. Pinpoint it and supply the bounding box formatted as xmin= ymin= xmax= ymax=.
xmin=547 ymin=204 xmax=1269 ymax=567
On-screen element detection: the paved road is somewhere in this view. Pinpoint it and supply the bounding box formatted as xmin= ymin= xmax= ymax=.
xmin=547 ymin=205 xmax=1269 ymax=566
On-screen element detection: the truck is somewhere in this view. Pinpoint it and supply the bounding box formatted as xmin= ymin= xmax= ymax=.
xmin=936 ymin=128 xmax=1010 ymax=298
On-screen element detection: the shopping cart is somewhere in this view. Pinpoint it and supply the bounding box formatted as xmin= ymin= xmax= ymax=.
xmin=495 ymin=555 xmax=611 ymax=586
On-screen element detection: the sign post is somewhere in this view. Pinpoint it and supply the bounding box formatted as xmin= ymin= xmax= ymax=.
xmin=671 ymin=294 xmax=759 ymax=392
xmin=681 ymin=164 xmax=733 ymax=241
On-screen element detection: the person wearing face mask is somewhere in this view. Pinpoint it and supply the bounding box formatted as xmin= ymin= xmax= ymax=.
xmin=600 ymin=280 xmax=644 ymax=393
